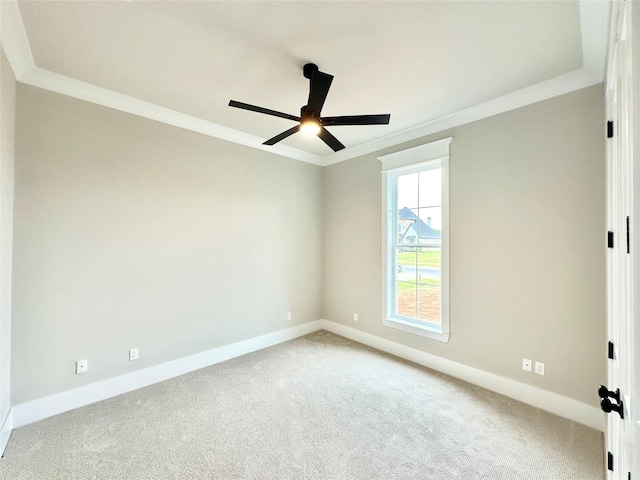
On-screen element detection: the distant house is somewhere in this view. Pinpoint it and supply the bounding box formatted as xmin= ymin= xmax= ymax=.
xmin=398 ymin=207 xmax=441 ymax=248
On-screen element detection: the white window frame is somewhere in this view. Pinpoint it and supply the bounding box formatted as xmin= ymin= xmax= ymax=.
xmin=379 ymin=137 xmax=452 ymax=343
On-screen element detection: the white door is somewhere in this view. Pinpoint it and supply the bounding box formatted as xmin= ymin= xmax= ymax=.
xmin=631 ymin=0 xmax=640 ymax=475
xmin=604 ymin=1 xmax=638 ymax=479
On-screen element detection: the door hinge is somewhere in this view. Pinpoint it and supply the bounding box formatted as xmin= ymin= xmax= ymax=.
xmin=608 ymin=452 xmax=614 ymax=471
xmin=607 ymin=121 xmax=614 ymax=138
xmin=608 ymin=341 xmax=615 ymax=359
xmin=626 ymin=216 xmax=630 ymax=254
xmin=608 ymin=231 xmax=615 ymax=248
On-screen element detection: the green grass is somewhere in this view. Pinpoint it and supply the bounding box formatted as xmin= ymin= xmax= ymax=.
xmin=397 ymin=250 xmax=441 ymax=268
xmin=397 ymin=279 xmax=441 ymax=290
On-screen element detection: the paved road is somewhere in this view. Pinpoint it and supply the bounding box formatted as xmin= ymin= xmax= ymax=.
xmin=398 ymin=264 xmax=440 ymax=279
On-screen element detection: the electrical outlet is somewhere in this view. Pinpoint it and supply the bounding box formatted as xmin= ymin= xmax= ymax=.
xmin=522 ymin=358 xmax=532 ymax=372
xmin=287 ymin=312 xmax=292 ymax=321
xmin=353 ymin=313 xmax=358 ymax=322
xmin=76 ymin=359 xmax=88 ymax=374
xmin=535 ymin=361 xmax=545 ymax=376
xmin=129 ymin=348 xmax=139 ymax=361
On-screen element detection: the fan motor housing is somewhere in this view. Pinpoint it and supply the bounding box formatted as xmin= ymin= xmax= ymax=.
xmin=300 ymin=105 xmax=320 ymax=121
xmin=303 ymin=63 xmax=319 ymax=80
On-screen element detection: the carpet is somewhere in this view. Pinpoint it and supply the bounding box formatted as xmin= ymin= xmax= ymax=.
xmin=0 ymin=331 xmax=604 ymax=479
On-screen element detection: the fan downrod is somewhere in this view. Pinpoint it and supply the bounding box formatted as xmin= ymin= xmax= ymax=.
xmin=303 ymin=63 xmax=319 ymax=80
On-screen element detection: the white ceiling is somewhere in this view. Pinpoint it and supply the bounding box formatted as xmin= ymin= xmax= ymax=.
xmin=2 ymin=0 xmax=610 ymax=166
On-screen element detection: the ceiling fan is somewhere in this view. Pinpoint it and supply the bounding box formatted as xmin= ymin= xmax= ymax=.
xmin=229 ymin=63 xmax=391 ymax=152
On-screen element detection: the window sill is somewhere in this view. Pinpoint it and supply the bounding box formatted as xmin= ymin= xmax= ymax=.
xmin=382 ymin=317 xmax=450 ymax=343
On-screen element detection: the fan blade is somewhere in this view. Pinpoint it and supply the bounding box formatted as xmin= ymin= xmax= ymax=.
xmin=263 ymin=125 xmax=301 ymax=146
xmin=318 ymin=127 xmax=345 ymax=152
xmin=321 ymin=114 xmax=390 ymax=126
xmin=307 ymin=71 xmax=333 ymax=115
xmin=229 ymin=100 xmax=300 ymax=122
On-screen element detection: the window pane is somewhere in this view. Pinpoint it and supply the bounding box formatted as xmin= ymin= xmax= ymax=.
xmin=394 ymin=191 xmax=442 ymax=324
xmin=419 ymin=168 xmax=441 ymax=206
xmin=396 ymin=249 xmax=417 ymax=283
xmin=416 ymin=246 xmax=441 ymax=323
xmin=397 ymin=208 xmax=420 ymax=245
xmin=418 ymin=284 xmax=441 ymax=324
xmin=416 ymin=207 xmax=442 ymax=245
xmin=396 ymin=282 xmax=417 ymax=319
xmin=395 ymin=244 xmax=442 ymax=323
xmin=397 ymin=173 xmax=419 ymax=209
xmin=415 ymin=246 xmax=441 ymax=276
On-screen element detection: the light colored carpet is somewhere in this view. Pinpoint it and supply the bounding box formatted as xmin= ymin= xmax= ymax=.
xmin=1 ymin=331 xmax=603 ymax=479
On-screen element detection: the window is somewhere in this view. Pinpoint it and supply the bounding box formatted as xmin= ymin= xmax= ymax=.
xmin=380 ymin=138 xmax=451 ymax=342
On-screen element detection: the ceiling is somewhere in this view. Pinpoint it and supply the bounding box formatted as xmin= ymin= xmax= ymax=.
xmin=2 ymin=1 xmax=610 ymax=166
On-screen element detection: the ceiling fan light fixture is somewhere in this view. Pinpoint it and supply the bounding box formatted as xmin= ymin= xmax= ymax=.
xmin=300 ymin=118 xmax=321 ymax=136
xmin=229 ymin=62 xmax=390 ymax=152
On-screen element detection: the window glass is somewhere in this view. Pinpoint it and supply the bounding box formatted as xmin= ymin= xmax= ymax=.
xmin=395 ymin=169 xmax=442 ymax=325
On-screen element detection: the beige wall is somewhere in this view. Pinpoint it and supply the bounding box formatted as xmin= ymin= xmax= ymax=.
xmin=1 ymin=49 xmax=16 ymax=425
xmin=323 ymin=85 xmax=606 ymax=406
xmin=10 ymin=80 xmax=606 ymax=409
xmin=12 ymin=84 xmax=323 ymax=404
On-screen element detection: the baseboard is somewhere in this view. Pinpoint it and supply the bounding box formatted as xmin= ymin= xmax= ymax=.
xmin=1 ymin=409 xmax=13 ymax=457
xmin=321 ymin=319 xmax=605 ymax=432
xmin=11 ymin=319 xmax=604 ymax=432
xmin=12 ymin=320 xmax=323 ymax=429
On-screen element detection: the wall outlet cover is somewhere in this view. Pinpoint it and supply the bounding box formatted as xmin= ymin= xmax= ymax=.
xmin=522 ymin=358 xmax=532 ymax=372
xmin=76 ymin=359 xmax=88 ymax=374
xmin=535 ymin=361 xmax=545 ymax=376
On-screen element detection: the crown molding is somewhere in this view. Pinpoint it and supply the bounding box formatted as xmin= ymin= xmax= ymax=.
xmin=322 ymin=68 xmax=603 ymax=166
xmin=1 ymin=0 xmax=322 ymax=166
xmin=20 ymin=67 xmax=324 ymax=166
xmin=0 ymin=0 xmax=35 ymax=78
xmin=1 ymin=0 xmax=611 ymax=167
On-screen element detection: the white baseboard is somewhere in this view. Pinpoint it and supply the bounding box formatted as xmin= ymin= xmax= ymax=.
xmin=11 ymin=319 xmax=604 ymax=433
xmin=321 ymin=319 xmax=605 ymax=432
xmin=12 ymin=320 xmax=323 ymax=429
xmin=1 ymin=409 xmax=13 ymax=457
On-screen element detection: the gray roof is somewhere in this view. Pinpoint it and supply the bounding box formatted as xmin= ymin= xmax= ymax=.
xmin=399 ymin=207 xmax=440 ymax=239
